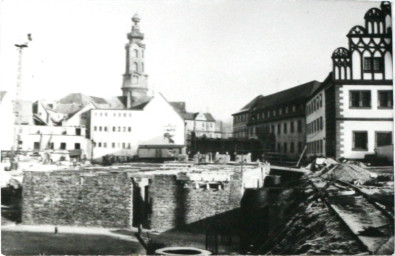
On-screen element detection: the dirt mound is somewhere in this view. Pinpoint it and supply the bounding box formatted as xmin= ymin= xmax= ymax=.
xmin=319 ymin=163 xmax=374 ymax=183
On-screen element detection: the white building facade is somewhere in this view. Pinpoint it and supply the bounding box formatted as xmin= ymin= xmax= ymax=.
xmin=185 ymin=112 xmax=219 ymax=138
xmin=89 ymin=94 xmax=185 ymax=160
xmin=306 ymin=2 xmax=393 ymax=160
xmin=18 ymin=125 xmax=91 ymax=157
xmin=88 ymin=15 xmax=185 ymax=160
xmin=306 ymin=87 xmax=326 ymax=157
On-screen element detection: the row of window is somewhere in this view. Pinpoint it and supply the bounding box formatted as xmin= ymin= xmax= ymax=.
xmin=272 ymin=120 xmax=303 ymax=135
xmin=33 ymin=142 xmax=80 ymax=150
xmin=94 ymin=112 xmax=132 ymax=117
xmin=233 ymin=128 xmax=248 ymax=138
xmin=193 ymin=132 xmax=220 ymax=139
xmin=306 ymin=93 xmax=323 ymax=115
xmin=307 ymin=117 xmax=323 ymax=135
xmin=306 ymin=131 xmax=393 ymax=155
xmin=237 ymin=89 xmax=392 ymax=125
xmin=307 ymin=140 xmax=324 ymax=155
xmin=250 ymin=104 xmax=303 ymax=122
xmin=192 ymin=122 xmax=214 ymax=129
xmin=276 ymin=141 xmax=304 ymax=154
xmin=234 ymin=120 xmax=304 ymax=137
xmin=96 ymin=142 xmax=131 ymax=149
xmin=353 ymin=131 xmax=392 ymax=150
xmin=350 ymin=90 xmax=393 ymax=108
xmin=234 ymin=104 xmax=304 ymax=124
xmin=93 ymin=126 xmax=132 ymax=132
xmin=234 ymin=113 xmax=249 ymax=123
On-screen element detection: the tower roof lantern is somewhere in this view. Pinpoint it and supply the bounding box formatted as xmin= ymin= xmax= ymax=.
xmin=132 ymin=14 xmax=141 ymax=25
xmin=127 ymin=13 xmax=144 ymax=41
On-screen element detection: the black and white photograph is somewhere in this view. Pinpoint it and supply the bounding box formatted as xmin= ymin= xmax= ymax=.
xmin=0 ymin=0 xmax=394 ymax=255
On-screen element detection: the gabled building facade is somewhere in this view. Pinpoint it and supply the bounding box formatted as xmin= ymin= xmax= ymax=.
xmin=306 ymin=1 xmax=393 ymax=159
xmin=184 ymin=112 xmax=219 ymax=138
xmin=89 ymin=93 xmax=185 ymax=160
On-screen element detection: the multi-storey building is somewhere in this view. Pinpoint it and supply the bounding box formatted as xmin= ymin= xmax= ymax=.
xmin=306 ymin=1 xmax=393 ymax=159
xmin=245 ymin=81 xmax=319 ymax=158
xmin=184 ymin=112 xmax=219 ymax=138
xmin=88 ymin=15 xmax=185 ymax=160
xmin=89 ymin=94 xmax=185 ymax=160
xmin=170 ymin=102 xmax=220 ymax=138
xmin=305 ymin=75 xmax=328 ymax=157
xmin=0 ymin=93 xmax=91 ymax=158
xmin=18 ymin=125 xmax=91 ymax=157
xmin=232 ymin=95 xmax=263 ymax=139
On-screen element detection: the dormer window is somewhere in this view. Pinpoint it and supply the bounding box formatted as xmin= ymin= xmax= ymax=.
xmin=363 ymin=57 xmax=384 ymax=72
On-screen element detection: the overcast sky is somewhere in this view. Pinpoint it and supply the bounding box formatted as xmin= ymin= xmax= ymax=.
xmin=0 ymin=0 xmax=383 ymax=121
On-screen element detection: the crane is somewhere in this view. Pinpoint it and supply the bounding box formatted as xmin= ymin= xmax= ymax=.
xmin=13 ymin=33 xmax=32 ymax=155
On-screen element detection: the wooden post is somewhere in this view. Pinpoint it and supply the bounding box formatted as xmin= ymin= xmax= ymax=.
xmin=296 ymin=145 xmax=307 ymax=168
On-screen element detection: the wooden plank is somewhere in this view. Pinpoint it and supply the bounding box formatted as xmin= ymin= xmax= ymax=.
xmin=270 ymin=165 xmax=308 ymax=173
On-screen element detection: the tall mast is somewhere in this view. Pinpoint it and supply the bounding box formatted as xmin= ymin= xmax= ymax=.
xmin=13 ymin=34 xmax=32 ymax=152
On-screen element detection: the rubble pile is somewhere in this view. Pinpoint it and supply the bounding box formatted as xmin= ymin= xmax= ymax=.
xmin=255 ymin=160 xmax=394 ymax=255
xmin=256 ymin=177 xmax=367 ymax=255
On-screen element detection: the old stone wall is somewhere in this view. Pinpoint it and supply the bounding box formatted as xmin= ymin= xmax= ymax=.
xmin=22 ymin=170 xmax=133 ymax=228
xmin=149 ymin=169 xmax=243 ymax=232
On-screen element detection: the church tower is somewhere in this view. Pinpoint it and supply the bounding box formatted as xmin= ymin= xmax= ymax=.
xmin=121 ymin=14 xmax=149 ymax=108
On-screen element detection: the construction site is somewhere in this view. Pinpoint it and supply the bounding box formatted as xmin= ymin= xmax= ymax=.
xmin=1 ymin=152 xmax=394 ymax=255
xmin=1 ymin=1 xmax=394 ymax=255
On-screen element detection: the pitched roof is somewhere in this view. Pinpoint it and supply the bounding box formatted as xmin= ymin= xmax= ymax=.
xmin=309 ymin=73 xmax=333 ymax=99
xmin=233 ymin=95 xmax=264 ymax=115
xmin=170 ymin=102 xmax=186 ymax=114
xmin=106 ymin=96 xmax=127 ymax=109
xmin=90 ymin=96 xmax=108 ymax=104
xmin=183 ymin=112 xmax=197 ymax=120
xmin=57 ymin=93 xmax=109 ymax=107
xmin=130 ymin=98 xmax=153 ymax=110
xmin=253 ymin=80 xmax=320 ymax=110
xmin=54 ymin=103 xmax=83 ymax=114
xmin=204 ymin=113 xmax=216 ymax=122
xmin=182 ymin=112 xmax=216 ymax=121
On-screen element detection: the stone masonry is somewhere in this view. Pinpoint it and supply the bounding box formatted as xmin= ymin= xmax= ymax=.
xmin=22 ymin=164 xmax=247 ymax=232
xmin=22 ymin=170 xmax=133 ymax=228
xmin=149 ymin=169 xmax=242 ymax=232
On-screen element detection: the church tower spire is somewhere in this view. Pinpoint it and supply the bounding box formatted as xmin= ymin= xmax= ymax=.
xmin=121 ymin=14 xmax=149 ymax=108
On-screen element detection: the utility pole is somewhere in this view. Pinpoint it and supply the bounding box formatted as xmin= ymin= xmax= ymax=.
xmin=13 ymin=34 xmax=32 ymax=153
